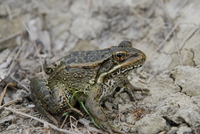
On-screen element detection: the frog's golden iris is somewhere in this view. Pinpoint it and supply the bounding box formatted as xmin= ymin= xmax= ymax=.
xmin=113 ymin=51 xmax=126 ymax=62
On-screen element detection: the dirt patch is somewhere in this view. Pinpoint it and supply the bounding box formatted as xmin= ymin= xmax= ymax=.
xmin=0 ymin=0 xmax=200 ymax=134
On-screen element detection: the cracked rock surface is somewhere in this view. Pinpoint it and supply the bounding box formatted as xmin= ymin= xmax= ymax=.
xmin=105 ymin=66 xmax=200 ymax=134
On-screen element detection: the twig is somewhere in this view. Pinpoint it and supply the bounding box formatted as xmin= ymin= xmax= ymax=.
xmin=5 ymin=4 xmax=12 ymax=21
xmin=78 ymin=118 xmax=103 ymax=133
xmin=21 ymin=18 xmax=47 ymax=80
xmin=65 ymin=107 xmax=84 ymax=116
xmin=7 ymin=41 xmax=25 ymax=77
xmin=143 ymin=1 xmax=183 ymax=73
xmin=144 ymin=22 xmax=179 ymax=66
xmin=0 ymin=83 xmax=17 ymax=106
xmin=10 ymin=73 xmax=30 ymax=93
xmin=69 ymin=116 xmax=81 ymax=133
xmin=60 ymin=115 xmax=69 ymax=129
xmin=0 ymin=31 xmax=22 ymax=44
xmin=4 ymin=107 xmax=79 ymax=134
xmin=0 ymin=98 xmax=22 ymax=110
xmin=159 ymin=0 xmax=183 ymax=65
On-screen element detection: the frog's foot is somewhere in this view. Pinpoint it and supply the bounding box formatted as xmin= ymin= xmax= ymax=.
xmin=114 ymin=80 xmax=149 ymax=100
xmin=97 ymin=121 xmax=113 ymax=134
xmin=125 ymin=85 xmax=149 ymax=100
xmin=96 ymin=121 xmax=126 ymax=134
xmin=114 ymin=87 xmax=149 ymax=99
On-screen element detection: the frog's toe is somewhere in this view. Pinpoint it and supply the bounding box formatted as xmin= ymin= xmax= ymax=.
xmin=99 ymin=122 xmax=126 ymax=134
xmin=98 ymin=121 xmax=113 ymax=134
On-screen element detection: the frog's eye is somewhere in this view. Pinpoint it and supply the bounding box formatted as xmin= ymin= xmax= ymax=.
xmin=114 ymin=51 xmax=126 ymax=61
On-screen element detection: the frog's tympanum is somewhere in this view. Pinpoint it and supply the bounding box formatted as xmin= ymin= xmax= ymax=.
xmin=30 ymin=41 xmax=146 ymax=134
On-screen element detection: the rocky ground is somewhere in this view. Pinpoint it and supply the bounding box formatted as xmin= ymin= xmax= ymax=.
xmin=0 ymin=0 xmax=200 ymax=134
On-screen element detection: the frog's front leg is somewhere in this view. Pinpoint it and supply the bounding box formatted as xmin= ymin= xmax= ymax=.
xmin=30 ymin=77 xmax=70 ymax=124
xmin=116 ymin=79 xmax=149 ymax=100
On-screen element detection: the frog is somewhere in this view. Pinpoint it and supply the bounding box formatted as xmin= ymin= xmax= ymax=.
xmin=30 ymin=41 xmax=146 ymax=134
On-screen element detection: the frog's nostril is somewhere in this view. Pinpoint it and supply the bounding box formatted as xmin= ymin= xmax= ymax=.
xmin=52 ymin=62 xmax=57 ymax=66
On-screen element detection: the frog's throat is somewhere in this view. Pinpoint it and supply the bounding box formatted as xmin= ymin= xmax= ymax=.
xmin=97 ymin=58 xmax=145 ymax=84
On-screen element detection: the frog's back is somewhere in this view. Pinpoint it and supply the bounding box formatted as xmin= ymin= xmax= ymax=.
xmin=59 ymin=48 xmax=111 ymax=65
xmin=46 ymin=48 xmax=113 ymax=95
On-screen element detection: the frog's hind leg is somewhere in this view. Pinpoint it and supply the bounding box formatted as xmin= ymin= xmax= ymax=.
xmin=30 ymin=77 xmax=70 ymax=124
xmin=30 ymin=90 xmax=58 ymax=124
xmin=85 ymin=84 xmax=117 ymax=134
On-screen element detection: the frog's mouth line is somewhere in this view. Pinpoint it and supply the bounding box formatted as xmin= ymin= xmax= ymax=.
xmin=113 ymin=63 xmax=143 ymax=76
xmin=97 ymin=58 xmax=145 ymax=84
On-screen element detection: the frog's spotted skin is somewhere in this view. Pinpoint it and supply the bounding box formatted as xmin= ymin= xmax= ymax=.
xmin=30 ymin=41 xmax=146 ymax=134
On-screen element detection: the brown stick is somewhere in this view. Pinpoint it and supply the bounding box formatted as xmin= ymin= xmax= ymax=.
xmin=5 ymin=107 xmax=79 ymax=134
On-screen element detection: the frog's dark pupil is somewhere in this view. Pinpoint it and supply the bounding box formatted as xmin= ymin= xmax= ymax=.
xmin=117 ymin=53 xmax=123 ymax=57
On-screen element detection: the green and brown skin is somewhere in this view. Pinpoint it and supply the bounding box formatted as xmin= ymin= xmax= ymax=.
xmin=30 ymin=41 xmax=146 ymax=134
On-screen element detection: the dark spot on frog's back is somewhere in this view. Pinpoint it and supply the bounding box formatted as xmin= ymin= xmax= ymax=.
xmin=86 ymin=51 xmax=92 ymax=55
xmin=67 ymin=58 xmax=75 ymax=64
xmin=58 ymin=95 xmax=62 ymax=103
xmin=83 ymin=56 xmax=89 ymax=61
xmin=71 ymin=51 xmax=79 ymax=56
xmin=101 ymin=54 xmax=106 ymax=58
